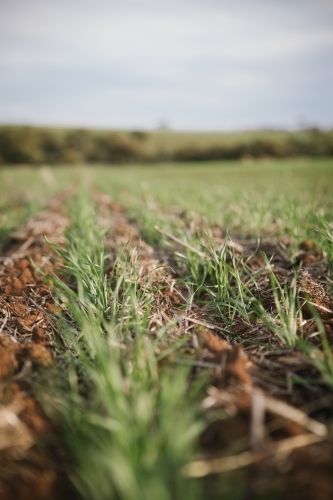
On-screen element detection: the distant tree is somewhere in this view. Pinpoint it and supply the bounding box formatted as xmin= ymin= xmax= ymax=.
xmin=0 ymin=127 xmax=43 ymax=164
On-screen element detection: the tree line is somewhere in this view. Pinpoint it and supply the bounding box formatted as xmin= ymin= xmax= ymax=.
xmin=0 ymin=126 xmax=332 ymax=165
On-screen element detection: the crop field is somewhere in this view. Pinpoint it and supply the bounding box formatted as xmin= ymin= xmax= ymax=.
xmin=1 ymin=157 xmax=333 ymax=499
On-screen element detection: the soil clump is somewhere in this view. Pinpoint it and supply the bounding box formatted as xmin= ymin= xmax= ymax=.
xmin=0 ymin=193 xmax=73 ymax=499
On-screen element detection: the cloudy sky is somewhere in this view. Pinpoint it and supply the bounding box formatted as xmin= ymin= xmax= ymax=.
xmin=0 ymin=0 xmax=333 ymax=130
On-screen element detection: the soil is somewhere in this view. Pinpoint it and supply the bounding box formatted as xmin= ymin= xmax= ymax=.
xmin=0 ymin=193 xmax=74 ymax=500
xmin=1 ymin=190 xmax=333 ymax=499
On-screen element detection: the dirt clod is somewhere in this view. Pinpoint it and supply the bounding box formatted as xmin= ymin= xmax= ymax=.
xmin=0 ymin=194 xmax=71 ymax=499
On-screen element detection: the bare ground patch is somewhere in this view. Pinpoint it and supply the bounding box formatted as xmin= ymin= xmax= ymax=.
xmin=0 ymin=192 xmax=74 ymax=499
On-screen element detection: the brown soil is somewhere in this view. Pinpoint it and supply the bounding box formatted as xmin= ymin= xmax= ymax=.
xmin=0 ymin=193 xmax=73 ymax=500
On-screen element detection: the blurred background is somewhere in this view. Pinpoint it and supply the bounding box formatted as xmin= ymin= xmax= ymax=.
xmin=0 ymin=0 xmax=333 ymax=164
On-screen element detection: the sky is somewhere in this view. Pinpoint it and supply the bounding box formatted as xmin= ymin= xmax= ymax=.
xmin=0 ymin=0 xmax=333 ymax=130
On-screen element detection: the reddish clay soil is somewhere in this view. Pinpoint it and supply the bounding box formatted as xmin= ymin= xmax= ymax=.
xmin=0 ymin=194 xmax=73 ymax=500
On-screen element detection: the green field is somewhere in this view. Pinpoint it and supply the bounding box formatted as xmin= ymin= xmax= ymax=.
xmin=2 ymin=157 xmax=333 ymax=242
xmin=1 ymin=157 xmax=333 ymax=499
